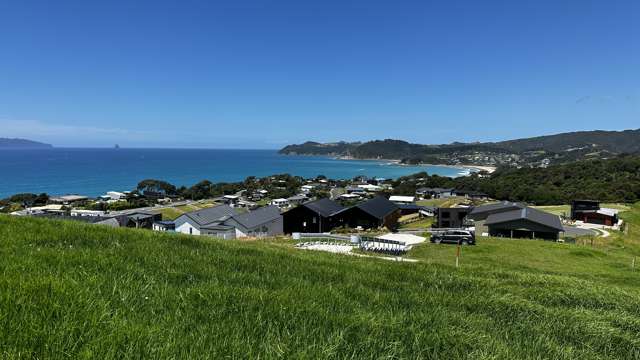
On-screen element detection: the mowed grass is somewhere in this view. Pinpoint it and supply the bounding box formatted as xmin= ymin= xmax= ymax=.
xmin=1 ymin=205 xmax=640 ymax=358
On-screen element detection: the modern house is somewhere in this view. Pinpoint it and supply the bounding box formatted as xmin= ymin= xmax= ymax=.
xmin=346 ymin=186 xmax=367 ymax=196
xmin=389 ymin=195 xmax=415 ymax=205
xmin=485 ymin=207 xmax=564 ymax=240
xmin=570 ymin=200 xmax=619 ymax=226
xmin=220 ymin=205 xmax=283 ymax=238
xmin=282 ymin=198 xmax=345 ymax=234
xmin=174 ymin=205 xmax=239 ymax=237
xmin=416 ymin=188 xmax=453 ymax=199
xmin=174 ymin=205 xmax=283 ymax=239
xmin=467 ymin=201 xmax=525 ymax=235
xmin=332 ymin=196 xmax=400 ymax=230
xmin=435 ymin=207 xmax=472 ymax=228
xmin=453 ymin=189 xmax=489 ymax=200
xmin=397 ymin=204 xmax=436 ymax=217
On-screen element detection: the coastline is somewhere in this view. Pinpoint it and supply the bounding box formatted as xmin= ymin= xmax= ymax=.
xmin=334 ymin=156 xmax=496 ymax=174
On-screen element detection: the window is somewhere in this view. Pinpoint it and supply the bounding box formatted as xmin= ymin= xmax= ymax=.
xmin=189 ymin=227 xmax=193 ymax=235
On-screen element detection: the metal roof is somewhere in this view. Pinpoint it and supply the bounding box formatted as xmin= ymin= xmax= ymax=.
xmin=354 ymin=196 xmax=399 ymax=220
xmin=229 ymin=205 xmax=281 ymax=229
xmin=485 ymin=207 xmax=564 ymax=231
xmin=302 ymin=198 xmax=344 ymax=217
xmin=184 ymin=205 xmax=238 ymax=226
xmin=468 ymin=201 xmax=524 ymax=217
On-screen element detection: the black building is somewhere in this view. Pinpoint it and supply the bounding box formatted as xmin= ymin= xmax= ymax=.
xmin=436 ymin=207 xmax=471 ymax=228
xmin=571 ymin=200 xmax=618 ymax=226
xmin=485 ymin=207 xmax=564 ymax=240
xmin=332 ymin=196 xmax=400 ymax=230
xmin=282 ymin=198 xmax=344 ymax=234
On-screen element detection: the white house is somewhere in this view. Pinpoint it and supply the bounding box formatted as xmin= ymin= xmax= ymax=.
xmin=389 ymin=195 xmax=415 ymax=205
xmin=106 ymin=191 xmax=126 ymax=201
xmin=271 ymin=198 xmax=290 ymax=208
xmin=71 ymin=209 xmax=106 ymax=217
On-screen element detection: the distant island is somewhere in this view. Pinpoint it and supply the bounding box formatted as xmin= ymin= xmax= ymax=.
xmin=279 ymin=128 xmax=640 ymax=168
xmin=0 ymin=138 xmax=53 ymax=149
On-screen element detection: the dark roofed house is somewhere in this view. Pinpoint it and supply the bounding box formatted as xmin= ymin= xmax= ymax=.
xmin=485 ymin=207 xmax=564 ymax=240
xmin=416 ymin=188 xmax=453 ymax=199
xmin=467 ymin=201 xmax=525 ymax=235
xmin=571 ymin=200 xmax=619 ymax=226
xmin=436 ymin=207 xmax=472 ymax=228
xmin=223 ymin=205 xmax=283 ymax=238
xmin=282 ymin=198 xmax=344 ymax=234
xmin=174 ymin=205 xmax=239 ymax=237
xmin=453 ymin=189 xmax=489 ymax=200
xmin=333 ymin=196 xmax=400 ymax=230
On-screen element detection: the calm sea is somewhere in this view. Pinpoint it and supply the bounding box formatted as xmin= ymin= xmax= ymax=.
xmin=0 ymin=148 xmax=472 ymax=198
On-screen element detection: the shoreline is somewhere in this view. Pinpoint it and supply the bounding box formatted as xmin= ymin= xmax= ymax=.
xmin=334 ymin=156 xmax=496 ymax=174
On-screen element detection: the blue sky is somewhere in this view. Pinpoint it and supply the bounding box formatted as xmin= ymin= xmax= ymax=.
xmin=0 ymin=0 xmax=638 ymax=148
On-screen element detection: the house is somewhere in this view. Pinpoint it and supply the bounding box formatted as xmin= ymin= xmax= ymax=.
xmin=397 ymin=204 xmax=436 ymax=217
xmin=282 ymin=198 xmax=345 ymax=234
xmin=435 ymin=207 xmax=472 ymax=228
xmin=467 ymin=201 xmax=525 ymax=235
xmin=221 ymin=205 xmax=283 ymax=238
xmin=389 ymin=195 xmax=415 ymax=205
xmin=70 ymin=209 xmax=106 ymax=217
xmin=332 ymin=196 xmax=400 ymax=230
xmin=570 ymin=200 xmax=619 ymax=226
xmin=485 ymin=207 xmax=564 ymax=240
xmin=300 ymin=184 xmax=315 ymax=193
xmin=174 ymin=205 xmax=239 ymax=237
xmin=49 ymin=194 xmax=88 ymax=205
xmin=339 ymin=193 xmax=361 ymax=200
xmin=415 ymin=188 xmax=454 ymax=199
xmin=271 ymin=198 xmax=290 ymax=209
xmin=358 ymin=184 xmax=382 ymax=192
xmin=345 ymin=186 xmax=367 ymax=195
xmin=287 ymin=194 xmax=308 ymax=206
xmin=222 ymin=195 xmax=241 ymax=206
xmin=106 ymin=191 xmax=127 ymax=201
xmin=124 ymin=212 xmax=162 ymax=229
xmin=153 ymin=220 xmax=176 ymax=232
xmin=453 ymin=189 xmax=489 ymax=200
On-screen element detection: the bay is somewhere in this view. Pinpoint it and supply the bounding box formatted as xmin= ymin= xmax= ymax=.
xmin=0 ymin=148 xmax=472 ymax=198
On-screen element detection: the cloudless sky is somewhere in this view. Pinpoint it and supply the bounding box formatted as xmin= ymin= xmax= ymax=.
xmin=0 ymin=0 xmax=638 ymax=148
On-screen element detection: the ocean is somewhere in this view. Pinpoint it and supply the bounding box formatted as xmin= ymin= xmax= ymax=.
xmin=0 ymin=148 xmax=472 ymax=198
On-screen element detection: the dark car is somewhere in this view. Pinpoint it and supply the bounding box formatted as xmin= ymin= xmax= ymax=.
xmin=430 ymin=229 xmax=476 ymax=245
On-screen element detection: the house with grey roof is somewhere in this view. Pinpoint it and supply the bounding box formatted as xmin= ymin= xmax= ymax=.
xmin=485 ymin=207 xmax=564 ymax=240
xmin=467 ymin=201 xmax=525 ymax=235
xmin=174 ymin=204 xmax=283 ymax=239
xmin=222 ymin=205 xmax=283 ymax=238
xmin=174 ymin=205 xmax=239 ymax=237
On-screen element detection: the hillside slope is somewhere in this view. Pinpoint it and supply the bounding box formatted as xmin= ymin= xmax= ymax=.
xmin=1 ymin=214 xmax=639 ymax=358
xmin=280 ymin=129 xmax=640 ymax=166
xmin=0 ymin=138 xmax=53 ymax=149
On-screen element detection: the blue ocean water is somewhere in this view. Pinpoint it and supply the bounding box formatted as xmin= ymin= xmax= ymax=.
xmin=0 ymin=149 xmax=472 ymax=198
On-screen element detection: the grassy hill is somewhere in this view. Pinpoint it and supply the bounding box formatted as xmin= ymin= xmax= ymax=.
xmin=2 ymin=204 xmax=640 ymax=358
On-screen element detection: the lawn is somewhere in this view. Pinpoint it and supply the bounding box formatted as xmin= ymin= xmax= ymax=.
xmin=0 ymin=203 xmax=639 ymax=358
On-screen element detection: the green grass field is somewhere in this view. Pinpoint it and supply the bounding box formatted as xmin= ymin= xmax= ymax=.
xmin=1 ymin=203 xmax=640 ymax=358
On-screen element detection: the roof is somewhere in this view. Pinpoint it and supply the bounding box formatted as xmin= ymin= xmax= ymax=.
xmin=389 ymin=196 xmax=415 ymax=202
xmin=398 ymin=204 xmax=436 ymax=212
xmin=287 ymin=195 xmax=307 ymax=201
xmin=354 ymin=196 xmax=399 ymax=220
xmin=468 ymin=201 xmax=524 ymax=218
xmin=229 ymin=206 xmax=281 ymax=229
xmin=50 ymin=195 xmax=88 ymax=202
xmin=183 ymin=205 xmax=238 ymax=226
xmin=485 ymin=207 xmax=564 ymax=231
xmin=301 ymin=198 xmax=344 ymax=217
xmin=597 ymin=208 xmax=619 ymax=217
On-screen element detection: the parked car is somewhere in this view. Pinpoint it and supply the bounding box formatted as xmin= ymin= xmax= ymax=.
xmin=430 ymin=229 xmax=476 ymax=245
